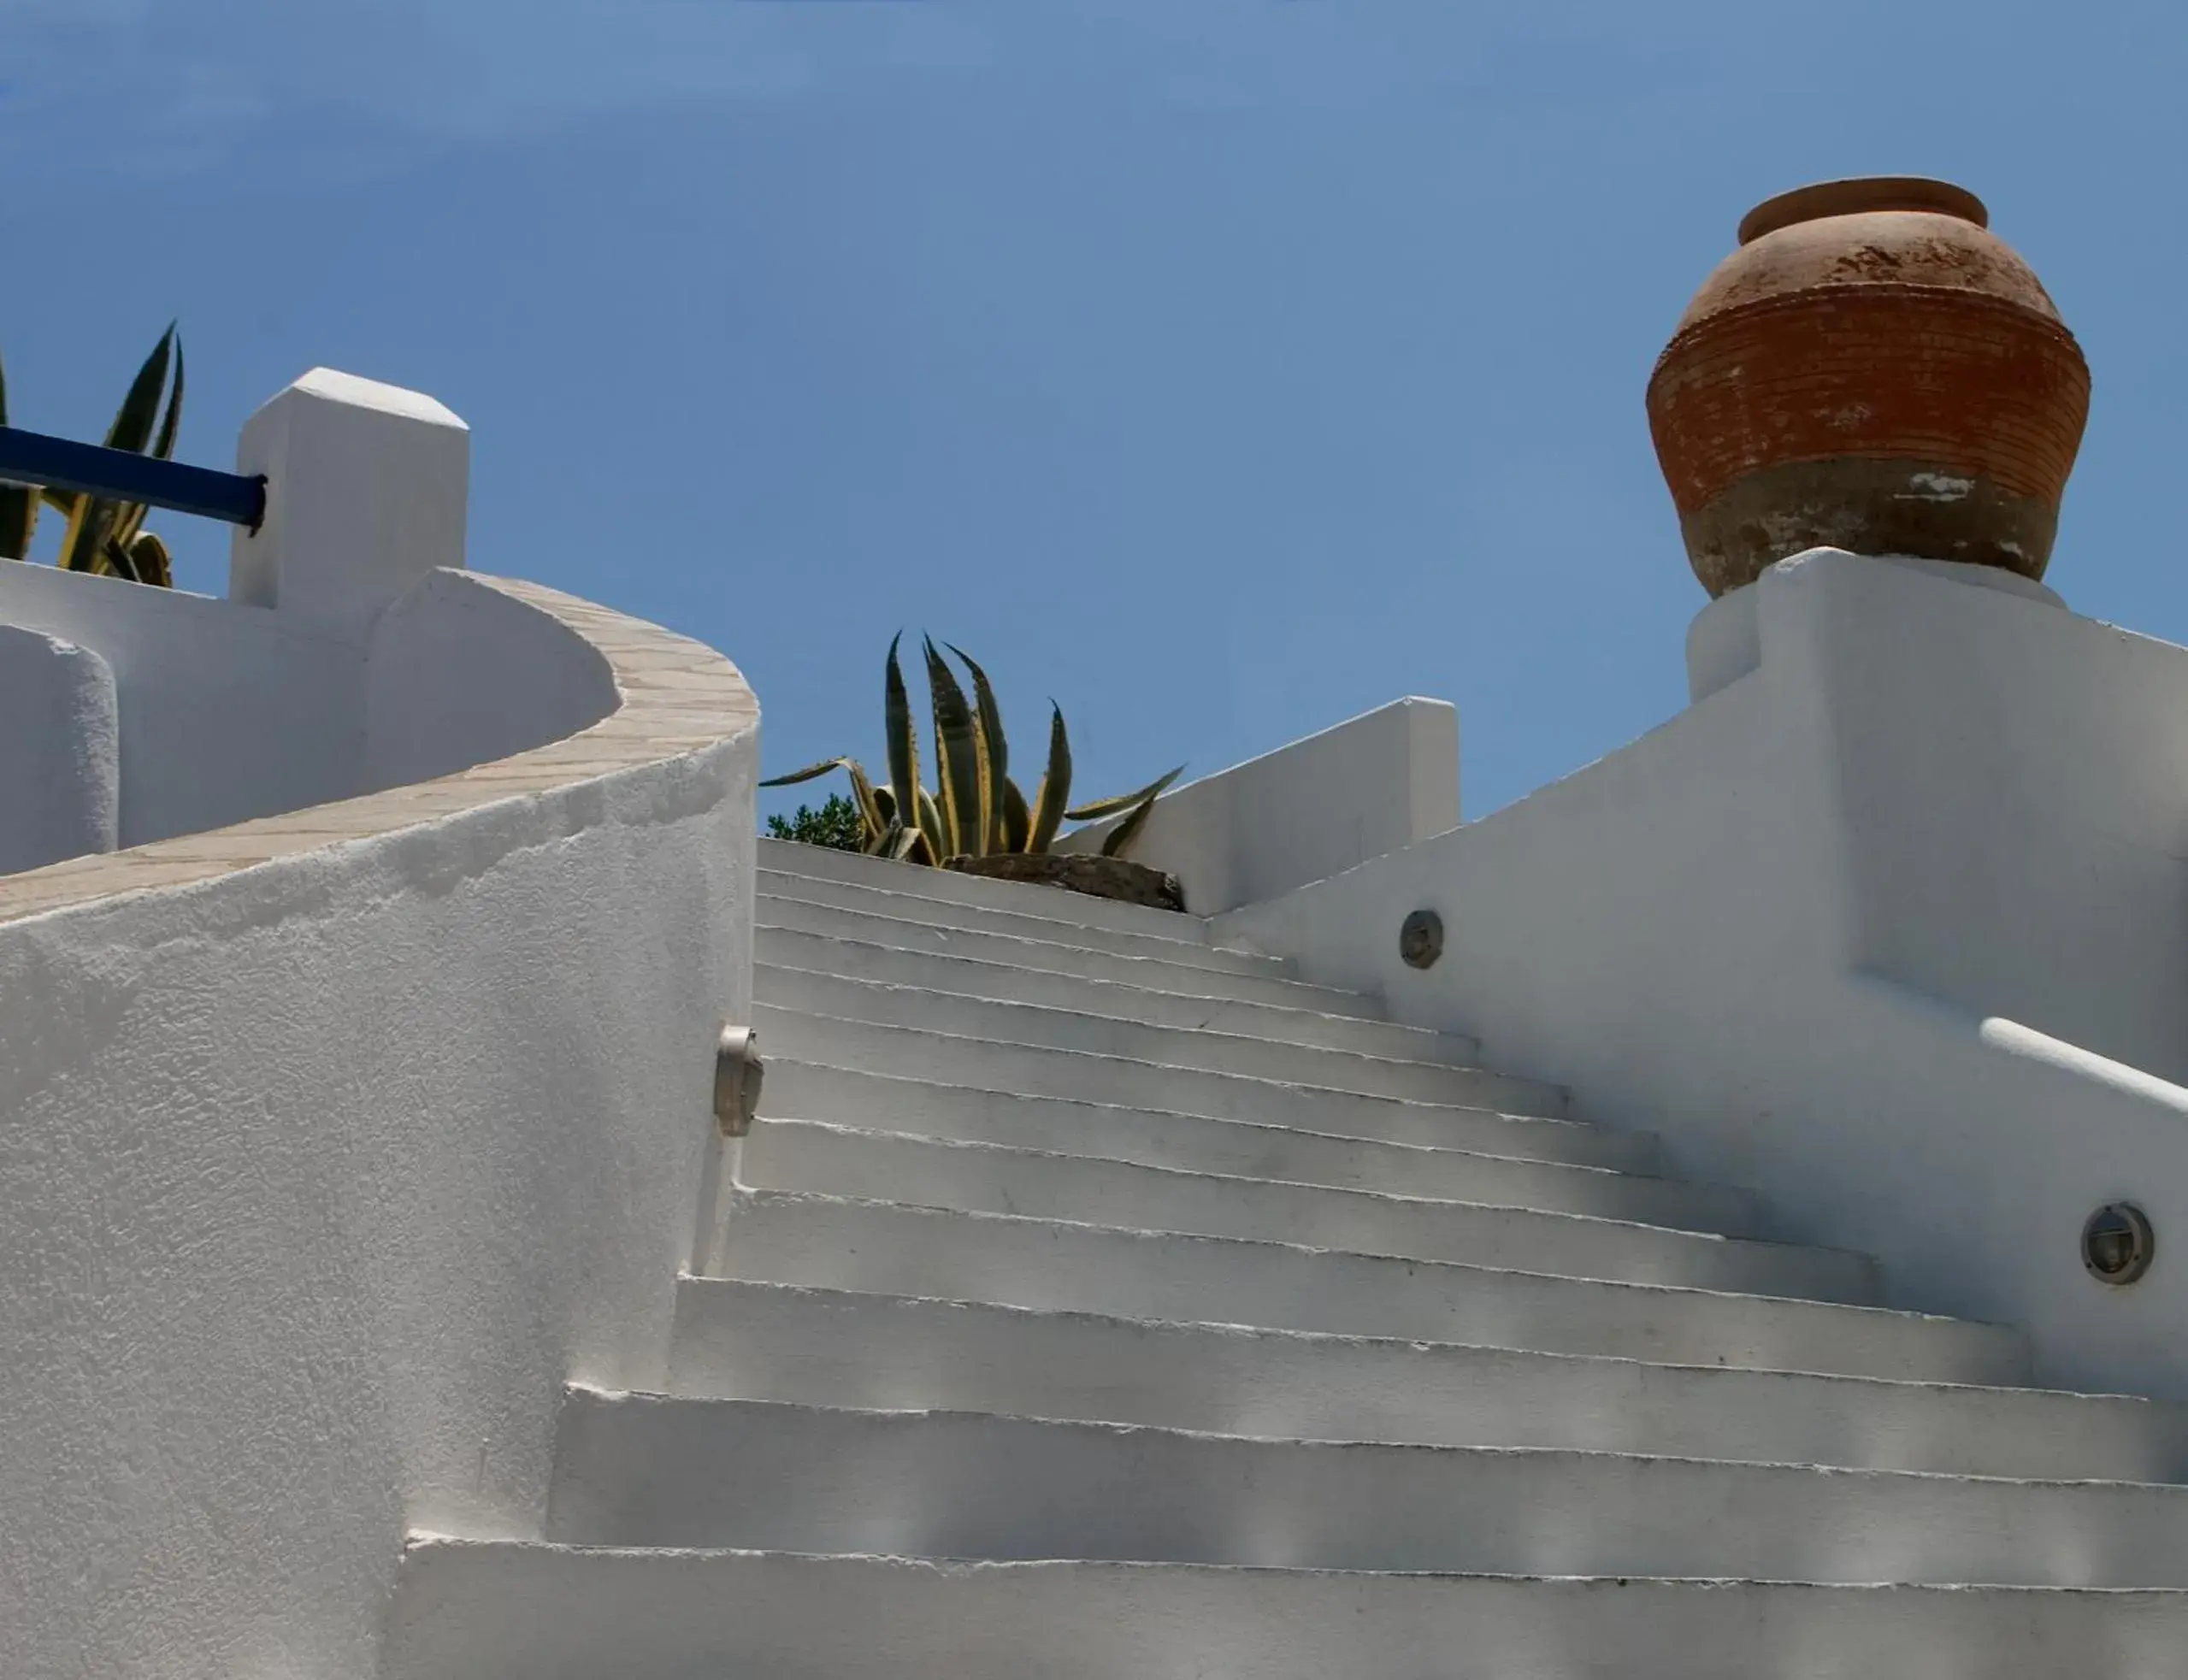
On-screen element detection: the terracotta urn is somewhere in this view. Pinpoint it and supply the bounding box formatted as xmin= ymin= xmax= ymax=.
xmin=1646 ymin=177 xmax=2090 ymax=597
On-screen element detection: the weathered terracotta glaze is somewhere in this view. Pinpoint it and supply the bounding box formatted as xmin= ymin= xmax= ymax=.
xmin=1648 ymin=178 xmax=2090 ymax=597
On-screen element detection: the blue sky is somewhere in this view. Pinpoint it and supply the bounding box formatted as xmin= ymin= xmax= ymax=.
xmin=4 ymin=1 xmax=2184 ymax=821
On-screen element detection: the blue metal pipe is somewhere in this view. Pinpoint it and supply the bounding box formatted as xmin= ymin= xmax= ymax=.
xmin=0 ymin=425 xmax=266 ymax=532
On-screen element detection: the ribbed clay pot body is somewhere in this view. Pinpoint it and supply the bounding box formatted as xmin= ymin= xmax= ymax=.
xmin=1647 ymin=178 xmax=2090 ymax=598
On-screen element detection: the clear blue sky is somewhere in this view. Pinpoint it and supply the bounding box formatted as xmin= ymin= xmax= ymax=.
xmin=5 ymin=2 xmax=2183 ymax=821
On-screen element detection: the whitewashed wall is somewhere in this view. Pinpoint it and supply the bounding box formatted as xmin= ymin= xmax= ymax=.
xmin=0 ymin=374 xmax=763 ymax=1680
xmin=1223 ymin=550 xmax=2188 ymax=1403
xmin=0 ymin=368 xmax=618 ymax=868
xmin=1056 ymin=697 xmax=1460 ymax=914
xmin=0 ymin=622 xmax=118 ymax=872
xmin=0 ymin=553 xmax=363 ymax=852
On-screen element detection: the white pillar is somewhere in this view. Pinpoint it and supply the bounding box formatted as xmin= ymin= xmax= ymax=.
xmin=227 ymin=368 xmax=470 ymax=638
xmin=0 ymin=625 xmax=119 ymax=872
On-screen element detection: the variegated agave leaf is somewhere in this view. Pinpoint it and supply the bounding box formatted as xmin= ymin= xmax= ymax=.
xmin=1027 ymin=704 xmax=1072 ymax=854
xmin=923 ymin=636 xmax=986 ymax=857
xmin=947 ymin=642 xmax=1010 ymax=853
xmin=1066 ymin=764 xmax=1184 ymax=859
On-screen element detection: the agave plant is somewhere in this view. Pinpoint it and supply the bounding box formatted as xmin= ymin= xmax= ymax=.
xmin=763 ymin=634 xmax=1182 ymax=865
xmin=0 ymin=324 xmax=184 ymax=584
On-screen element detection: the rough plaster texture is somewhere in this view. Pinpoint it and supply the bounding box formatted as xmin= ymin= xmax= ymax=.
xmin=0 ymin=622 xmax=118 ymax=871
xmin=1055 ymin=697 xmax=1458 ymax=914
xmin=0 ymin=377 xmax=761 ymax=1680
xmin=0 ymin=578 xmax=758 ymax=1680
xmin=1222 ymin=549 xmax=2188 ymax=1402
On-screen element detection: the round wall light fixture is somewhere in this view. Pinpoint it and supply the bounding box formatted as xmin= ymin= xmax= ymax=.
xmin=1399 ymin=909 xmax=1443 ymax=970
xmin=2082 ymin=1202 xmax=2156 ymax=1285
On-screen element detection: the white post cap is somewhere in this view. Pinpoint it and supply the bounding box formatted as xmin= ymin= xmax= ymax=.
xmin=228 ymin=368 xmax=469 ymax=638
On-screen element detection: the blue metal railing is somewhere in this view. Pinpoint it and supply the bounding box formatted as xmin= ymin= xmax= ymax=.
xmin=0 ymin=424 xmax=266 ymax=531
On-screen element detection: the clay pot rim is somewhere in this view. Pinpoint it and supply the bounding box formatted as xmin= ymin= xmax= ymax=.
xmin=1736 ymin=176 xmax=1989 ymax=246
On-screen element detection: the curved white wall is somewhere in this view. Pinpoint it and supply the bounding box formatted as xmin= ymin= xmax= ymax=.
xmin=0 ymin=371 xmax=764 ymax=1680
xmin=361 ymin=569 xmax=620 ymax=794
xmin=0 ymin=579 xmax=758 ymax=1680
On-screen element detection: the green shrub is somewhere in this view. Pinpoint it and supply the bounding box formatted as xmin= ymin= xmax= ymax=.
xmin=766 ymin=793 xmax=864 ymax=852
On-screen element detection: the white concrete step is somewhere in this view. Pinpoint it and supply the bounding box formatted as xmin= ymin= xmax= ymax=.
xmin=737 ymin=1123 xmax=1828 ymax=1295
xmin=766 ymin=1058 xmax=1660 ymax=1172
xmin=545 ymin=1391 xmax=2188 ymax=1588
xmin=669 ymin=1279 xmax=2188 ymax=1482
xmin=758 ymin=928 xmax=1451 ymax=1062
xmin=760 ymin=836 xmax=1210 ymax=943
xmin=712 ymin=1190 xmax=2025 ymax=1383
xmin=756 ymin=1008 xmax=1568 ymax=1125
xmin=384 ymin=1539 xmax=2188 ymax=1680
xmin=758 ymin=871 xmax=1280 ymax=975
xmin=758 ymin=966 xmax=1484 ymax=1098
xmin=758 ymin=901 xmax=1382 ymax=1014
xmin=745 ymin=1110 xmax=1750 ymax=1241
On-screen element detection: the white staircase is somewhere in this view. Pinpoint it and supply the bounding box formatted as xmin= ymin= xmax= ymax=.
xmin=381 ymin=837 xmax=2188 ymax=1677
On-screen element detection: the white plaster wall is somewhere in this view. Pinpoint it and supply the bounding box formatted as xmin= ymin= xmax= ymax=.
xmin=1055 ymin=697 xmax=1460 ymax=914
xmin=0 ymin=369 xmax=624 ymax=865
xmin=0 ymin=622 xmax=119 ymax=871
xmin=0 ymin=704 xmax=758 ymax=1680
xmin=362 ymin=570 xmax=619 ymax=793
xmin=0 ymin=368 xmax=763 ymax=1679
xmin=1221 ymin=551 xmax=2188 ymax=1401
xmin=0 ymin=557 xmax=361 ymax=849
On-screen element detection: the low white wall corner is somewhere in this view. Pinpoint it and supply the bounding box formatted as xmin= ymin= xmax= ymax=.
xmin=1058 ymin=696 xmax=1460 ymax=915
xmin=229 ymin=368 xmax=470 ymax=636
xmin=0 ymin=623 xmax=118 ymax=873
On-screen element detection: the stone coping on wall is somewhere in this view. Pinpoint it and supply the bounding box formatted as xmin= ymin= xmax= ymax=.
xmin=0 ymin=575 xmax=758 ymax=928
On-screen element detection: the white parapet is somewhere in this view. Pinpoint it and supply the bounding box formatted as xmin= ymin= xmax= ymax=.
xmin=1055 ymin=696 xmax=1460 ymax=914
xmin=0 ymin=367 xmax=621 ymax=858
xmin=1221 ymin=547 xmax=2188 ymax=1404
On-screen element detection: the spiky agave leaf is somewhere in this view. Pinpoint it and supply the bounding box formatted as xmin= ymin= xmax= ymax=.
xmin=890 ymin=822 xmax=935 ymax=864
xmin=1065 ymin=763 xmax=1185 ymax=822
xmin=1027 ymin=704 xmax=1073 ymax=853
xmin=923 ymin=637 xmax=988 ymax=858
xmin=57 ymin=326 xmax=180 ymax=577
xmin=1001 ymin=776 xmax=1033 ymax=853
xmin=56 ymin=497 xmax=120 ymax=575
xmin=758 ymin=756 xmax=887 ymax=846
xmin=914 ymin=785 xmax=947 ymax=864
xmin=1098 ymin=772 xmax=1182 ymax=858
xmin=133 ymin=532 xmax=173 ymax=588
xmin=104 ymin=323 xmax=175 ymax=456
xmin=947 ymin=643 xmax=1009 ymax=853
xmin=883 ymin=633 xmax=943 ymax=859
xmin=109 ymin=334 xmax=186 ymax=560
xmin=1066 ymin=764 xmax=1184 ymax=859
xmin=0 ymin=348 xmax=33 ymax=561
xmin=758 ymin=758 xmax=848 ymax=787
xmin=100 ymin=528 xmax=172 ymax=587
